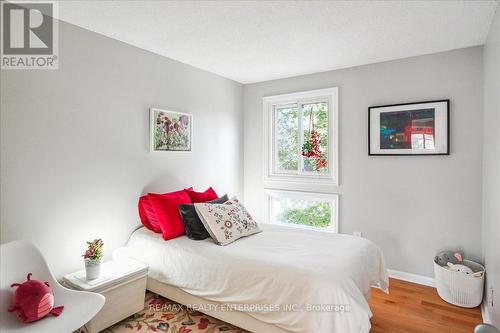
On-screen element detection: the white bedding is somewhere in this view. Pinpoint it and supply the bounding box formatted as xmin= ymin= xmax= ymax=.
xmin=115 ymin=223 xmax=388 ymax=333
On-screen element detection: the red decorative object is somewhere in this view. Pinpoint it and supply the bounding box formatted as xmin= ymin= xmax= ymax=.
xmin=8 ymin=273 xmax=64 ymax=323
xmin=148 ymin=190 xmax=192 ymax=240
xmin=139 ymin=188 xmax=193 ymax=233
xmin=184 ymin=187 xmax=218 ymax=203
xmin=301 ymin=123 xmax=327 ymax=172
xmin=138 ymin=195 xmax=162 ymax=233
xmin=198 ymin=318 xmax=210 ymax=329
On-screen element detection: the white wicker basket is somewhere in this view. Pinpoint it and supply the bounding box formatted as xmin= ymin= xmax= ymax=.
xmin=434 ymin=259 xmax=485 ymax=308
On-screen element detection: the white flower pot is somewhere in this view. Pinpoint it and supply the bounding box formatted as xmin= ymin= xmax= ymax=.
xmin=85 ymin=258 xmax=102 ymax=280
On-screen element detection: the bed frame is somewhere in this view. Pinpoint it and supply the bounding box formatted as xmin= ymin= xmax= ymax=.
xmin=147 ymin=278 xmax=290 ymax=333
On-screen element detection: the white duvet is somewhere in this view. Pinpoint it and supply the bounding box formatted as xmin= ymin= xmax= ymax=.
xmin=115 ymin=224 xmax=388 ymax=333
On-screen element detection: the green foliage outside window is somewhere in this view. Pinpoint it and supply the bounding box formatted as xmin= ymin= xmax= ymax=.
xmin=280 ymin=201 xmax=331 ymax=228
xmin=275 ymin=102 xmax=328 ymax=173
xmin=302 ymin=102 xmax=328 ymax=173
xmin=272 ymin=100 xmax=332 ymax=230
xmin=276 ymin=107 xmax=299 ymax=171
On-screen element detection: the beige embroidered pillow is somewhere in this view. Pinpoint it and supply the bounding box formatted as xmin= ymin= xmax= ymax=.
xmin=194 ymin=198 xmax=262 ymax=246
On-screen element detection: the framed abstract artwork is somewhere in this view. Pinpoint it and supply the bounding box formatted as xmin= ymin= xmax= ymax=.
xmin=150 ymin=108 xmax=192 ymax=152
xmin=368 ymin=100 xmax=449 ymax=156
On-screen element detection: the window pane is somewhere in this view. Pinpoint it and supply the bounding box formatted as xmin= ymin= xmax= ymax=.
xmin=275 ymin=106 xmax=299 ymax=172
xmin=301 ymin=102 xmax=328 ymax=174
xmin=271 ymin=195 xmax=333 ymax=229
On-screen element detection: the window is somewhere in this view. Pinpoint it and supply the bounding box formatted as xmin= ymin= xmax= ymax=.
xmin=263 ymin=87 xmax=339 ymax=233
xmin=265 ymin=190 xmax=338 ymax=232
xmin=264 ymin=87 xmax=338 ymax=185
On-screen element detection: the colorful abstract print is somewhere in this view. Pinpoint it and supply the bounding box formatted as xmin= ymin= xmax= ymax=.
xmin=380 ymin=108 xmax=435 ymax=150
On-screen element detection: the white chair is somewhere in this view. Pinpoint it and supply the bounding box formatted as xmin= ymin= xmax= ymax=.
xmin=0 ymin=240 xmax=105 ymax=333
xmin=475 ymin=324 xmax=500 ymax=333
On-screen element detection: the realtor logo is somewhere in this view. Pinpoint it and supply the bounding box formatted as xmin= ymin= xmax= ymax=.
xmin=1 ymin=1 xmax=58 ymax=69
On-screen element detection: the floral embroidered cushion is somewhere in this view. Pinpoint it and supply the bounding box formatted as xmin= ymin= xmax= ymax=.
xmin=194 ymin=198 xmax=262 ymax=246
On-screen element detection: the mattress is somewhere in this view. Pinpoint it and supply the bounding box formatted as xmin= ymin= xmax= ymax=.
xmin=114 ymin=223 xmax=388 ymax=333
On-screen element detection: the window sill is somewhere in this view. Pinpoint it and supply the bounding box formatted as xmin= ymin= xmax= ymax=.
xmin=263 ymin=180 xmax=341 ymax=195
xmin=265 ymin=221 xmax=337 ymax=233
xmin=264 ymin=174 xmax=338 ymax=186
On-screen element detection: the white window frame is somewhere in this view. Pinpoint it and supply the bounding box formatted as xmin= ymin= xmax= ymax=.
xmin=263 ymin=87 xmax=339 ymax=186
xmin=264 ymin=189 xmax=339 ymax=233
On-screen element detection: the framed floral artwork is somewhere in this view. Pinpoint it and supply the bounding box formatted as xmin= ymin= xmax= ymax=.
xmin=150 ymin=108 xmax=192 ymax=152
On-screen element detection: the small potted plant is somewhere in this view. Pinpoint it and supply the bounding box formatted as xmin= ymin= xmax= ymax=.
xmin=83 ymin=239 xmax=104 ymax=280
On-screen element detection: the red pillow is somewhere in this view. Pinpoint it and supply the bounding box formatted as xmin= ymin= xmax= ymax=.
xmin=138 ymin=195 xmax=162 ymax=233
xmin=148 ymin=190 xmax=192 ymax=240
xmin=184 ymin=187 xmax=218 ymax=203
xmin=138 ymin=187 xmax=193 ymax=234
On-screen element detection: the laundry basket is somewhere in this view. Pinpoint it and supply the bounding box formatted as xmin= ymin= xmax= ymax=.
xmin=434 ymin=259 xmax=485 ymax=308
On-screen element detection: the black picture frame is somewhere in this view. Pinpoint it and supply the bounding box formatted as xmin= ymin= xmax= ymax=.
xmin=368 ymin=99 xmax=450 ymax=156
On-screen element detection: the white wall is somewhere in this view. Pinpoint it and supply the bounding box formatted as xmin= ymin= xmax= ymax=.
xmin=483 ymin=6 xmax=500 ymax=326
xmin=243 ymin=47 xmax=484 ymax=278
xmin=0 ymin=16 xmax=489 ymax=287
xmin=0 ymin=21 xmax=243 ymax=278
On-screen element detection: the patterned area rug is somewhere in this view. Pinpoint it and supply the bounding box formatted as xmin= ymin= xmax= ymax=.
xmin=102 ymin=292 xmax=249 ymax=333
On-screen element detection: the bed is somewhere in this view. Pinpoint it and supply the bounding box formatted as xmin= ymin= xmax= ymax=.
xmin=114 ymin=223 xmax=388 ymax=333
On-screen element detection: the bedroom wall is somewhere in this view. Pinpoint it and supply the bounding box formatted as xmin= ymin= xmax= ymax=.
xmin=243 ymin=47 xmax=484 ymax=278
xmin=0 ymin=21 xmax=243 ymax=278
xmin=483 ymin=5 xmax=500 ymax=326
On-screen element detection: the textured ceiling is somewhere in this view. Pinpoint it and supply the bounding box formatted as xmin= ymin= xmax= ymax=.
xmin=58 ymin=0 xmax=499 ymax=83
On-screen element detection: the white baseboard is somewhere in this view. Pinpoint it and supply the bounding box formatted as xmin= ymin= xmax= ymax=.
xmin=388 ymin=269 xmax=435 ymax=287
xmin=481 ymin=301 xmax=492 ymax=324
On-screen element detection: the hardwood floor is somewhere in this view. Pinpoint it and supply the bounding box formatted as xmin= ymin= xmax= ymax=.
xmin=369 ymin=278 xmax=482 ymax=333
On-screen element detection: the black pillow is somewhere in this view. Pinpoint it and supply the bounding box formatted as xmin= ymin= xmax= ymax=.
xmin=179 ymin=195 xmax=229 ymax=240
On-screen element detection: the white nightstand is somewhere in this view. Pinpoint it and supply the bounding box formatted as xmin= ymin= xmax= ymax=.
xmin=63 ymin=258 xmax=148 ymax=333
